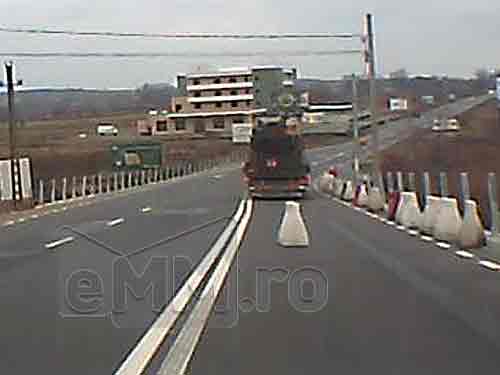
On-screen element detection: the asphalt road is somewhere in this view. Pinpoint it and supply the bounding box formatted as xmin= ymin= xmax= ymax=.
xmin=187 ymin=195 xmax=500 ymax=375
xmin=0 ymin=167 xmax=244 ymax=374
xmin=0 ymin=95 xmax=494 ymax=374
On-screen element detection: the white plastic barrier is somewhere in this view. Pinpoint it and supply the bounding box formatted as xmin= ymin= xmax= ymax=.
xmin=458 ymin=200 xmax=486 ymax=249
xmin=434 ymin=197 xmax=463 ymax=243
xmin=357 ymin=184 xmax=369 ymax=207
xmin=367 ymin=187 xmax=385 ymax=213
xmin=399 ymin=192 xmax=422 ymax=229
xmin=420 ymin=196 xmax=441 ymax=236
xmin=277 ymin=201 xmax=310 ymax=247
xmin=318 ymin=173 xmax=334 ymax=194
xmin=334 ymin=179 xmax=345 ymax=198
xmin=342 ymin=180 xmax=354 ymax=202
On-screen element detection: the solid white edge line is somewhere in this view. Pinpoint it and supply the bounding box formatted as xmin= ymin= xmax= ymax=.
xmin=158 ymin=200 xmax=253 ymax=375
xmin=107 ymin=218 xmax=125 ymax=227
xmin=455 ymin=250 xmax=475 ymax=259
xmin=114 ymin=200 xmax=248 ymax=375
xmin=45 ymin=236 xmax=74 ymax=250
xmin=478 ymin=260 xmax=500 ymax=271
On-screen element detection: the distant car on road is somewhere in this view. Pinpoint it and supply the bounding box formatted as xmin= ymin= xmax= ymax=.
xmin=97 ymin=123 xmax=118 ymax=136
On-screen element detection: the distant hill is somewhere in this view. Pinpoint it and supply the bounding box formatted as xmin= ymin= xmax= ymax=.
xmin=296 ymin=77 xmax=493 ymax=108
xmin=0 ymin=83 xmax=177 ymax=122
xmin=0 ymin=77 xmax=493 ymax=122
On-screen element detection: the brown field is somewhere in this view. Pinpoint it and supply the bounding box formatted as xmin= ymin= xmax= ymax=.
xmin=0 ymin=113 xmax=347 ymax=182
xmin=381 ymin=98 xmax=500 ymax=227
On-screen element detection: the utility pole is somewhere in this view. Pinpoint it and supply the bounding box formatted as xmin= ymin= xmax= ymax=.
xmin=4 ymin=62 xmax=22 ymax=160
xmin=5 ymin=62 xmax=16 ymax=160
xmin=365 ymin=13 xmax=384 ymax=196
xmin=352 ymin=74 xmax=360 ymax=187
xmin=496 ymin=73 xmax=500 ymax=129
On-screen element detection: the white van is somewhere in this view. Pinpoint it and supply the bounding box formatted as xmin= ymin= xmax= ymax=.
xmin=97 ymin=123 xmax=118 ymax=136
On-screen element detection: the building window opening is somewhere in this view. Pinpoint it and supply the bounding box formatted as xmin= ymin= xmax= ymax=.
xmin=156 ymin=120 xmax=168 ymax=132
xmin=229 ymin=77 xmax=237 ymax=83
xmin=216 ymin=102 xmax=222 ymax=108
xmin=215 ymin=90 xmax=222 ymax=96
xmin=193 ymin=79 xmax=200 ymax=85
xmin=230 ymin=90 xmax=238 ymax=96
xmin=175 ymin=104 xmax=182 ymax=112
xmin=231 ymin=101 xmax=238 ymax=108
xmin=214 ymin=78 xmax=221 ymax=84
xmin=194 ymin=103 xmax=202 ymax=109
xmin=175 ymin=119 xmax=186 ymax=131
xmin=213 ymin=118 xmax=225 ymax=129
xmin=194 ymin=91 xmax=201 ymax=97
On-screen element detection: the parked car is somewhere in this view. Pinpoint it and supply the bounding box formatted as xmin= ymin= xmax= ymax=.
xmin=97 ymin=123 xmax=118 ymax=136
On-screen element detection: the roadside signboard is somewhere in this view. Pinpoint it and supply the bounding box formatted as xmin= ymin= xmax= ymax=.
xmin=232 ymin=124 xmax=253 ymax=144
xmin=389 ymin=98 xmax=408 ymax=111
xmin=496 ymin=76 xmax=500 ymax=102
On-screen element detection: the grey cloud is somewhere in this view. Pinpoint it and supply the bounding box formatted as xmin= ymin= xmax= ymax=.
xmin=0 ymin=0 xmax=498 ymax=87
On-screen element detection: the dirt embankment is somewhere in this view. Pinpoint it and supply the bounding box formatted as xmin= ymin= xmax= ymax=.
xmin=381 ymin=98 xmax=500 ymax=227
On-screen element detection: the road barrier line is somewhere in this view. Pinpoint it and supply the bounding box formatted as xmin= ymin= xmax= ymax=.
xmin=107 ymin=218 xmax=125 ymax=227
xmin=45 ymin=236 xmax=74 ymax=250
xmin=114 ymin=200 xmax=249 ymax=375
xmin=407 ymin=229 xmax=419 ymax=236
xmin=158 ymin=200 xmax=253 ymax=375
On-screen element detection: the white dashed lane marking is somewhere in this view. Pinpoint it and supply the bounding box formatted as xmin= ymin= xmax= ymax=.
xmin=107 ymin=218 xmax=125 ymax=227
xmin=3 ymin=220 xmax=15 ymax=227
xmin=478 ymin=260 xmax=500 ymax=271
xmin=455 ymin=251 xmax=475 ymax=259
xmin=436 ymin=242 xmax=452 ymax=249
xmin=45 ymin=236 xmax=75 ymax=250
xmin=17 ymin=218 xmax=26 ymax=223
xmin=141 ymin=207 xmax=152 ymax=213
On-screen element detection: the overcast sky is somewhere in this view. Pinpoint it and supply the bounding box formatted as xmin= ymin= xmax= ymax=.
xmin=0 ymin=0 xmax=499 ymax=88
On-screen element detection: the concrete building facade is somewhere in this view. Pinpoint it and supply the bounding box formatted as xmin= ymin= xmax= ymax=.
xmin=138 ymin=66 xmax=298 ymax=136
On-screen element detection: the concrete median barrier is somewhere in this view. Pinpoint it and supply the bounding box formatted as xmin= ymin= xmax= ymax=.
xmin=277 ymin=201 xmax=310 ymax=247
xmin=398 ymin=192 xmax=422 ymax=229
xmin=367 ymin=187 xmax=385 ymax=213
xmin=458 ymin=200 xmax=487 ymax=249
xmin=342 ymin=180 xmax=354 ymax=202
xmin=434 ymin=197 xmax=463 ymax=244
xmin=420 ymin=196 xmax=441 ymax=236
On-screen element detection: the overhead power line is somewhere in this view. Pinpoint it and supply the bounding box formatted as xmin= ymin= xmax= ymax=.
xmin=0 ymin=26 xmax=360 ymax=39
xmin=0 ymin=50 xmax=362 ymax=58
